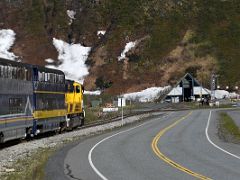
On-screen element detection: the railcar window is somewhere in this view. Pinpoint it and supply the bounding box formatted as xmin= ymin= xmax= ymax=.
xmin=24 ymin=69 xmax=27 ymax=80
xmin=56 ymin=74 xmax=58 ymax=83
xmin=4 ymin=66 xmax=7 ymax=78
xmin=42 ymin=72 xmax=45 ymax=81
xmin=45 ymin=73 xmax=48 ymax=82
xmin=38 ymin=71 xmax=43 ymax=81
xmin=12 ymin=67 xmax=17 ymax=79
xmin=1 ymin=66 xmax=5 ymax=78
xmin=20 ymin=68 xmax=24 ymax=80
xmin=17 ymin=67 xmax=23 ymax=80
xmin=17 ymin=68 xmax=20 ymax=79
xmin=60 ymin=75 xmax=64 ymax=83
xmin=49 ymin=73 xmax=54 ymax=83
xmin=1 ymin=65 xmax=5 ymax=78
xmin=7 ymin=66 xmax=12 ymax=79
xmin=53 ymin=74 xmax=56 ymax=83
xmin=0 ymin=65 xmax=3 ymax=78
xmin=26 ymin=68 xmax=32 ymax=81
xmin=0 ymin=65 xmax=8 ymax=78
xmin=0 ymin=65 xmax=2 ymax=78
xmin=0 ymin=65 xmax=5 ymax=78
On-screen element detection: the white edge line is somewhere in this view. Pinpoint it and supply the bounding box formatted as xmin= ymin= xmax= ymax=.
xmin=205 ymin=110 xmax=240 ymax=160
xmin=88 ymin=114 xmax=169 ymax=180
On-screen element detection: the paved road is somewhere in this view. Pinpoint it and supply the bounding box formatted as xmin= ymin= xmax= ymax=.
xmin=45 ymin=110 xmax=240 ymax=180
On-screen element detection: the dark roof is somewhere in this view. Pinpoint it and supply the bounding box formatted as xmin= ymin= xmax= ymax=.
xmin=175 ymin=73 xmax=202 ymax=87
xmin=0 ymin=57 xmax=32 ymax=68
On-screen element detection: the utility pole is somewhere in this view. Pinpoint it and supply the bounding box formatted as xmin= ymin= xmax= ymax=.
xmin=118 ymin=96 xmax=124 ymax=126
xmin=121 ymin=98 xmax=123 ymax=126
xmin=211 ymin=73 xmax=218 ymax=100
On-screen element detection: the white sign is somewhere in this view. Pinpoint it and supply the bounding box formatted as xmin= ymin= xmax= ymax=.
xmin=103 ymin=108 xmax=118 ymax=112
xmin=118 ymin=98 xmax=126 ymax=107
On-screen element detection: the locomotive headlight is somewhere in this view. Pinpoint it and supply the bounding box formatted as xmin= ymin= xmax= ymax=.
xmin=83 ymin=109 xmax=85 ymax=118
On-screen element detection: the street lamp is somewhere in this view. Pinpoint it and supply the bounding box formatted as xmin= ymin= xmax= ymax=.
xmin=226 ymin=86 xmax=229 ymax=90
xmin=217 ymin=85 xmax=220 ymax=89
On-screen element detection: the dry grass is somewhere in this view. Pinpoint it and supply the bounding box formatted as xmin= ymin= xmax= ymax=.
xmin=1 ymin=148 xmax=55 ymax=180
xmin=218 ymin=112 xmax=240 ymax=144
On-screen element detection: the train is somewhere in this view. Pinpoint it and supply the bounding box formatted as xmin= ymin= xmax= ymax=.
xmin=0 ymin=58 xmax=85 ymax=143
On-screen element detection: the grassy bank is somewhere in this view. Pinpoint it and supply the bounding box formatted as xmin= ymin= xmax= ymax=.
xmin=85 ymin=105 xmax=136 ymax=124
xmin=218 ymin=112 xmax=240 ymax=143
xmin=2 ymin=148 xmax=55 ymax=180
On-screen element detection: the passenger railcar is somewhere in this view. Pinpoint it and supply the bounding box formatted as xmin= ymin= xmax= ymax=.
xmin=0 ymin=58 xmax=85 ymax=143
xmin=32 ymin=65 xmax=66 ymax=135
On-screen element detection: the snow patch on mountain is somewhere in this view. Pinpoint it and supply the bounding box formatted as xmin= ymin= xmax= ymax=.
xmin=46 ymin=38 xmax=91 ymax=83
xmin=67 ymin=10 xmax=76 ymax=25
xmin=118 ymin=41 xmax=137 ymax=61
xmin=0 ymin=29 xmax=18 ymax=60
xmin=97 ymin=30 xmax=106 ymax=37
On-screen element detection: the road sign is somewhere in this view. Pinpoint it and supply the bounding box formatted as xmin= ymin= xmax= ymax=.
xmin=118 ymin=98 xmax=126 ymax=107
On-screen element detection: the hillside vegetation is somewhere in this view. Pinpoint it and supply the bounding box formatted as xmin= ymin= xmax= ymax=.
xmin=1 ymin=0 xmax=240 ymax=93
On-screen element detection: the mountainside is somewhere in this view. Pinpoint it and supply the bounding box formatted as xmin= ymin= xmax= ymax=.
xmin=1 ymin=0 xmax=240 ymax=94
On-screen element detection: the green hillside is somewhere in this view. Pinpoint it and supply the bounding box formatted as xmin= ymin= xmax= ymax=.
xmin=99 ymin=0 xmax=240 ymax=88
xmin=1 ymin=0 xmax=240 ymax=92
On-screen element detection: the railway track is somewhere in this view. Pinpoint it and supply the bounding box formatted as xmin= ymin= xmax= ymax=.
xmin=0 ymin=101 xmax=190 ymax=150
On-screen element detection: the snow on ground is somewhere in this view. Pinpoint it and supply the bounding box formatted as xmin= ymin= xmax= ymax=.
xmin=97 ymin=30 xmax=106 ymax=37
xmin=229 ymin=92 xmax=239 ymax=98
xmin=209 ymin=90 xmax=238 ymax=99
xmin=45 ymin=58 xmax=54 ymax=63
xmin=124 ymin=86 xmax=170 ymax=102
xmin=46 ymin=38 xmax=91 ymax=83
xmin=97 ymin=31 xmax=106 ymax=36
xmin=0 ymin=29 xmax=18 ymax=60
xmin=213 ymin=90 xmax=230 ymax=99
xmin=118 ymin=41 xmax=137 ymax=61
xmin=67 ymin=10 xmax=76 ymax=25
xmin=84 ymin=90 xmax=101 ymax=95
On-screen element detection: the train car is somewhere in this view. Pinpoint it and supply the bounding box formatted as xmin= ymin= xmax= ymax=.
xmin=65 ymin=80 xmax=85 ymax=129
xmin=0 ymin=58 xmax=34 ymax=142
xmin=31 ymin=65 xmax=66 ymax=135
xmin=0 ymin=58 xmax=85 ymax=143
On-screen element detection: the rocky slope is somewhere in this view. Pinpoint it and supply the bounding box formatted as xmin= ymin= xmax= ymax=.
xmin=1 ymin=0 xmax=240 ymax=94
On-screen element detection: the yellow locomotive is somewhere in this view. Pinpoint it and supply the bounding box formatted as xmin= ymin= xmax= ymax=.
xmin=65 ymin=80 xmax=85 ymax=129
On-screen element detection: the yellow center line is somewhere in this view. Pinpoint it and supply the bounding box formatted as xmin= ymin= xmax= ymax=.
xmin=151 ymin=111 xmax=212 ymax=180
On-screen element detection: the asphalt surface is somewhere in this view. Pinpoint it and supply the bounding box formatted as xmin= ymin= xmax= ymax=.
xmin=45 ymin=110 xmax=240 ymax=180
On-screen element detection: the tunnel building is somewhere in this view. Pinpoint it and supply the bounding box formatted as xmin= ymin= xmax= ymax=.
xmin=166 ymin=73 xmax=210 ymax=103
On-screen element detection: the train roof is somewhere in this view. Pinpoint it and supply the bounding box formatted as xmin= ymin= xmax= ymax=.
xmin=36 ymin=66 xmax=65 ymax=75
xmin=0 ymin=57 xmax=64 ymax=75
xmin=0 ymin=57 xmax=32 ymax=68
xmin=66 ymin=79 xmax=83 ymax=85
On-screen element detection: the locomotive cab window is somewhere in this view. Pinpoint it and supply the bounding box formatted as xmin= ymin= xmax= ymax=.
xmin=76 ymin=86 xmax=81 ymax=93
